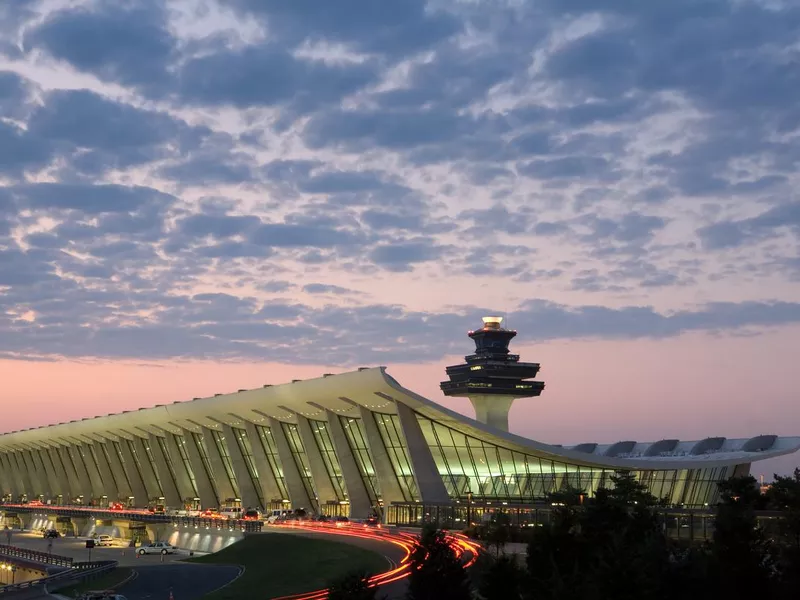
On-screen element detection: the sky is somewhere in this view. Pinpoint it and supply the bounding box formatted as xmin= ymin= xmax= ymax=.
xmin=1 ymin=0 xmax=799 ymax=477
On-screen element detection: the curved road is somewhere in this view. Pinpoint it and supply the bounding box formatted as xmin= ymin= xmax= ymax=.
xmin=117 ymin=564 xmax=241 ymax=600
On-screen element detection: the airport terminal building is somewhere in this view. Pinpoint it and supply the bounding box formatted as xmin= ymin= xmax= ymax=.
xmin=0 ymin=318 xmax=798 ymax=525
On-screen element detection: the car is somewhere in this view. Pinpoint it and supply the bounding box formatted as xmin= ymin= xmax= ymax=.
xmin=242 ymin=509 xmax=261 ymax=521
xmin=364 ymin=516 xmax=380 ymax=527
xmin=79 ymin=591 xmax=128 ymax=599
xmin=43 ymin=529 xmax=60 ymax=539
xmin=95 ymin=534 xmax=114 ymax=547
xmin=108 ymin=502 xmax=125 ymax=511
xmin=148 ymin=504 xmax=166 ymax=515
xmin=200 ymin=508 xmax=222 ymax=519
xmin=137 ymin=541 xmax=175 ymax=555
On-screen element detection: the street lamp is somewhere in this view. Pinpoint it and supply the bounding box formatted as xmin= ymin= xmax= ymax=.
xmin=466 ymin=491 xmax=473 ymax=526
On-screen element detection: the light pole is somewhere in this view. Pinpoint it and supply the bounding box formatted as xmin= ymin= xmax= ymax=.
xmin=466 ymin=491 xmax=473 ymax=526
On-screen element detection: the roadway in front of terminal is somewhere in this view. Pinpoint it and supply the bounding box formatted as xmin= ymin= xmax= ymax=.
xmin=10 ymin=524 xmax=428 ymax=600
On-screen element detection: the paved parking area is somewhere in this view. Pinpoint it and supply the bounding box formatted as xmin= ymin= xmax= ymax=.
xmin=6 ymin=532 xmax=201 ymax=567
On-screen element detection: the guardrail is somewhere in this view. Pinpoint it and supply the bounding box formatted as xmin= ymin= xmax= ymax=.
xmin=0 ymin=545 xmax=73 ymax=568
xmin=0 ymin=504 xmax=263 ymax=533
xmin=0 ymin=560 xmax=116 ymax=596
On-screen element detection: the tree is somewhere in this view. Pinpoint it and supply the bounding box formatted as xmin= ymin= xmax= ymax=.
xmin=765 ymin=469 xmax=800 ymax=595
xmin=327 ymin=570 xmax=383 ymax=600
xmin=476 ymin=554 xmax=524 ymax=600
xmin=484 ymin=512 xmax=511 ymax=557
xmin=406 ymin=524 xmax=471 ymax=600
xmin=712 ymin=476 xmax=775 ymax=600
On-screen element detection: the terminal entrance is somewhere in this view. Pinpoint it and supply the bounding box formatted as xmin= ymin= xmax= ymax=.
xmin=320 ymin=501 xmax=350 ymax=518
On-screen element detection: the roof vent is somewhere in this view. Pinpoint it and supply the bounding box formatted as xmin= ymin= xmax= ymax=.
xmin=263 ymin=384 xmax=272 ymax=388
xmin=358 ymin=367 xmax=369 ymax=371
xmin=238 ymin=389 xmax=247 ymax=392
xmin=214 ymin=393 xmax=223 ymax=397
xmin=292 ymin=379 xmax=301 ymax=383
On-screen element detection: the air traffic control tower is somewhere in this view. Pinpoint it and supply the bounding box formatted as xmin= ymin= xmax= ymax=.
xmin=440 ymin=316 xmax=545 ymax=432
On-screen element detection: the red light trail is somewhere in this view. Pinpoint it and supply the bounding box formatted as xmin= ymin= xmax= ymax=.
xmin=270 ymin=521 xmax=482 ymax=600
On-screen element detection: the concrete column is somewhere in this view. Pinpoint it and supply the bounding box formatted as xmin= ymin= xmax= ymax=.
xmin=91 ymin=443 xmax=121 ymax=501
xmin=179 ymin=429 xmax=218 ymax=508
xmin=78 ymin=445 xmax=104 ymax=499
xmin=0 ymin=453 xmax=20 ymax=497
xmin=12 ymin=451 xmax=35 ymax=499
xmin=358 ymin=406 xmax=406 ymax=507
xmin=66 ymin=446 xmax=94 ymax=500
xmin=28 ymin=449 xmax=53 ymax=499
xmin=99 ymin=442 xmax=133 ymax=500
xmin=118 ymin=439 xmax=150 ymax=506
xmin=395 ymin=401 xmax=450 ymax=504
xmin=133 ymin=437 xmax=164 ymax=501
xmin=36 ymin=448 xmax=63 ymax=499
xmin=146 ymin=435 xmax=181 ymax=507
xmin=20 ymin=451 xmax=45 ymax=498
xmin=295 ymin=416 xmax=338 ymax=506
xmin=47 ymin=448 xmax=75 ymax=500
xmin=268 ymin=418 xmax=315 ymax=512
xmin=200 ymin=427 xmax=236 ymax=501
xmin=325 ymin=410 xmax=373 ymax=519
xmin=158 ymin=433 xmax=195 ymax=502
xmin=243 ymin=421 xmax=283 ymax=504
xmin=222 ymin=425 xmax=261 ymax=509
xmin=57 ymin=447 xmax=82 ymax=501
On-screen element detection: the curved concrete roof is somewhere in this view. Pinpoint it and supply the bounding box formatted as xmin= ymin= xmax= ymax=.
xmin=1 ymin=367 xmax=798 ymax=470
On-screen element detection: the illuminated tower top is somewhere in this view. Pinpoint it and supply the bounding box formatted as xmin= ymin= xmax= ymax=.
xmin=440 ymin=316 xmax=545 ymax=431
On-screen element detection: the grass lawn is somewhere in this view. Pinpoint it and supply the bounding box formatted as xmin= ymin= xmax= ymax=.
xmin=55 ymin=566 xmax=134 ymax=597
xmin=188 ymin=532 xmax=389 ymax=599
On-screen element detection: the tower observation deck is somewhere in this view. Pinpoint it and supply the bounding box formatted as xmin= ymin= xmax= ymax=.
xmin=440 ymin=316 xmax=544 ymax=431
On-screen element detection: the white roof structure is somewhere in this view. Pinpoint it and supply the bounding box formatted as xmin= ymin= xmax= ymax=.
xmin=0 ymin=367 xmax=797 ymax=516
xmin=1 ymin=367 xmax=796 ymax=467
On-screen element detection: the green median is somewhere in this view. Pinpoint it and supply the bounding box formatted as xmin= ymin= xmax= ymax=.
xmin=187 ymin=532 xmax=389 ymax=599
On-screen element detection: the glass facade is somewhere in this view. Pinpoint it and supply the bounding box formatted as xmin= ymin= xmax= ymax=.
xmin=340 ymin=417 xmax=381 ymax=507
xmin=210 ymin=430 xmax=240 ymax=498
xmin=125 ymin=439 xmax=152 ymax=496
xmin=254 ymin=426 xmax=289 ymax=501
xmin=86 ymin=445 xmax=104 ymax=489
xmin=141 ymin=439 xmax=165 ymax=497
xmin=308 ymin=420 xmax=347 ymax=502
xmin=155 ymin=436 xmax=181 ymax=498
xmin=111 ymin=441 xmax=133 ymax=495
xmin=232 ymin=428 xmax=264 ymax=507
xmin=417 ymin=414 xmax=730 ymax=506
xmin=98 ymin=444 xmax=121 ymax=494
xmin=281 ymin=423 xmax=318 ymax=509
xmin=373 ymin=413 xmax=418 ymax=501
xmin=172 ymin=434 xmax=198 ymax=497
xmin=191 ymin=432 xmax=219 ymax=501
xmin=0 ymin=405 xmax=759 ymax=514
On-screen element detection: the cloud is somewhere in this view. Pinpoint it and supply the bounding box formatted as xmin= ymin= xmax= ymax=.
xmin=7 ymin=183 xmax=175 ymax=214
xmin=176 ymin=44 xmax=377 ymax=111
xmin=0 ymin=0 xmax=797 ymax=367
xmin=698 ymin=203 xmax=800 ymax=250
xmin=229 ymin=0 xmax=460 ymax=57
xmin=27 ymin=88 xmax=208 ymax=174
xmin=26 ymin=1 xmax=175 ymax=91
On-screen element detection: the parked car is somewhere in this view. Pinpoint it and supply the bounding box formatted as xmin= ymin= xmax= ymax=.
xmin=43 ymin=529 xmax=60 ymax=539
xmin=95 ymin=534 xmax=114 ymax=547
xmin=137 ymin=541 xmax=175 ymax=555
